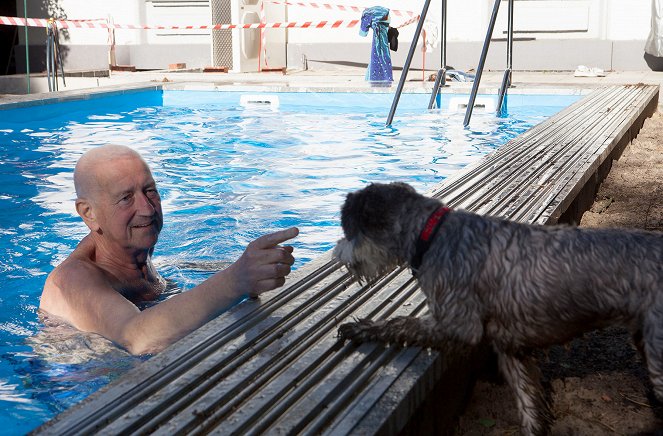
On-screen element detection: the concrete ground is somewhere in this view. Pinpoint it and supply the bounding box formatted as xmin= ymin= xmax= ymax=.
xmin=1 ymin=67 xmax=663 ymax=106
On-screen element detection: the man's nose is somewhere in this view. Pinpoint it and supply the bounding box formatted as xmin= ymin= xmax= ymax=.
xmin=136 ymin=192 xmax=157 ymax=215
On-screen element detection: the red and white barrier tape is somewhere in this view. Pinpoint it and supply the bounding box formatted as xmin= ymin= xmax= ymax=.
xmin=265 ymin=1 xmax=416 ymax=18
xmin=66 ymin=18 xmax=107 ymax=22
xmin=397 ymin=15 xmax=420 ymax=29
xmin=0 ymin=16 xmax=361 ymax=30
xmin=259 ymin=1 xmax=269 ymax=70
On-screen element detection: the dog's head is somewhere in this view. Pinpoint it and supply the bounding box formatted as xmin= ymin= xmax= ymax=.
xmin=333 ymin=182 xmax=428 ymax=281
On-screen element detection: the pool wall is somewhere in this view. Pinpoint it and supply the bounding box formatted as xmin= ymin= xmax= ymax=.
xmin=0 ymin=81 xmax=589 ymax=111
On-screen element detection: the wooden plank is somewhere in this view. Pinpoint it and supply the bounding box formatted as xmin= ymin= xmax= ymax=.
xmin=535 ymin=85 xmax=659 ymax=224
xmin=487 ymin=87 xmax=641 ymax=219
xmin=433 ymin=91 xmax=606 ymax=209
xmin=434 ymin=86 xmax=622 ymax=211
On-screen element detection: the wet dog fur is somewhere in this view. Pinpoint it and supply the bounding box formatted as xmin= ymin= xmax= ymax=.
xmin=333 ymin=182 xmax=663 ymax=435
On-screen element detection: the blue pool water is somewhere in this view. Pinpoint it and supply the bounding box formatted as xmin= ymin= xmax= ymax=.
xmin=0 ymin=89 xmax=578 ymax=433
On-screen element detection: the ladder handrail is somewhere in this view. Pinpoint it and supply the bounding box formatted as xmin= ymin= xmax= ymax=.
xmin=45 ymin=23 xmax=66 ymax=92
xmin=463 ymin=0 xmax=502 ymax=127
xmin=428 ymin=0 xmax=447 ymax=109
xmin=388 ymin=0 xmax=515 ymax=126
xmin=427 ymin=67 xmax=447 ymax=109
xmin=46 ymin=26 xmax=53 ymax=92
xmin=496 ymin=67 xmax=511 ymax=115
xmin=465 ymin=0 xmax=515 ymax=125
xmin=385 ymin=0 xmax=433 ymax=127
xmin=496 ymin=0 xmax=514 ymax=115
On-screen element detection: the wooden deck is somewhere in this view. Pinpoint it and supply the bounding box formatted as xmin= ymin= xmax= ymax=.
xmin=35 ymin=85 xmax=659 ymax=435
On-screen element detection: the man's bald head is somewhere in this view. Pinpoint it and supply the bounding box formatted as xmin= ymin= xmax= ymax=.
xmin=74 ymin=145 xmax=148 ymax=200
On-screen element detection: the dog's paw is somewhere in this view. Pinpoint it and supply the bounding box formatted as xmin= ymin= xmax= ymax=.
xmin=338 ymin=319 xmax=377 ymax=343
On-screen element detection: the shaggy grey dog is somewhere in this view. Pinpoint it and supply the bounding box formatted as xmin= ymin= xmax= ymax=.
xmin=333 ymin=182 xmax=663 ymax=435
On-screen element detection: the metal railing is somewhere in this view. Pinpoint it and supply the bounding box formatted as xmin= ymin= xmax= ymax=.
xmin=496 ymin=0 xmax=514 ymax=116
xmin=464 ymin=0 xmax=514 ymax=126
xmin=45 ymin=20 xmax=66 ymax=92
xmin=385 ymin=0 xmax=433 ymax=126
xmin=427 ymin=0 xmax=447 ymax=110
xmin=386 ymin=0 xmax=515 ymax=127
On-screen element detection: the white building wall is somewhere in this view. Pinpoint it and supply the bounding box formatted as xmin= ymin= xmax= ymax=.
xmin=285 ymin=0 xmax=651 ymax=44
xmin=55 ymin=0 xmax=143 ymax=45
xmin=604 ymin=0 xmax=650 ymax=40
xmin=12 ymin=0 xmax=658 ymax=71
xmin=285 ymin=0 xmax=656 ymax=71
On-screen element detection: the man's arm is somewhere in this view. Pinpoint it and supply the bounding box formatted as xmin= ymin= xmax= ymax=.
xmin=41 ymin=228 xmax=298 ymax=355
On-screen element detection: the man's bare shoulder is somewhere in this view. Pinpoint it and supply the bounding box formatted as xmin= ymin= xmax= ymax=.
xmin=44 ymin=238 xmax=103 ymax=289
xmin=41 ymin=238 xmax=119 ymax=322
xmin=45 ymin=255 xmax=104 ymax=291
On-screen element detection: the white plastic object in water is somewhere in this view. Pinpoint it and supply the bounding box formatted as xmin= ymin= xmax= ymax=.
xmin=447 ymin=96 xmax=496 ymax=113
xmin=239 ymin=94 xmax=280 ymax=110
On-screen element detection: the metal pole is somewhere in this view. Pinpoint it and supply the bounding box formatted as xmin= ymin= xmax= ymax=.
xmin=427 ymin=69 xmax=445 ymax=109
xmin=386 ymin=0 xmax=433 ymax=127
xmin=51 ymin=26 xmax=57 ymax=91
xmin=496 ymin=0 xmax=514 ymax=115
xmin=441 ymin=0 xmax=447 ymax=71
xmin=507 ymin=0 xmax=514 ymax=70
xmin=50 ymin=28 xmax=55 ymax=91
xmin=463 ymin=0 xmax=501 ymax=127
xmin=23 ymin=0 xmax=30 ymax=94
xmin=496 ymin=68 xmax=509 ymax=115
xmin=55 ymin=27 xmax=66 ymax=87
xmin=49 ymin=25 xmax=55 ymax=91
xmin=427 ymin=0 xmax=447 ymax=110
xmin=46 ymin=28 xmax=52 ymax=92
xmin=50 ymin=30 xmax=55 ymax=91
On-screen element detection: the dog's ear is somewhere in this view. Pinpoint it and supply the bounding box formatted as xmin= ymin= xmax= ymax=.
xmin=341 ymin=191 xmax=367 ymax=239
xmin=341 ymin=183 xmax=397 ymax=238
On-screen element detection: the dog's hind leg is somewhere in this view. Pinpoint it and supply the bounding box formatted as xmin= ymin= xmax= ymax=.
xmin=497 ymin=351 xmax=553 ymax=436
xmin=643 ymin=304 xmax=663 ymax=402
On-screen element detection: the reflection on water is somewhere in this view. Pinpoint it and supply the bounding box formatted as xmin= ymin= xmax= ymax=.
xmin=1 ymin=315 xmax=145 ymax=432
xmin=0 ymin=91 xmax=571 ymax=433
xmin=28 ymin=315 xmax=135 ymax=365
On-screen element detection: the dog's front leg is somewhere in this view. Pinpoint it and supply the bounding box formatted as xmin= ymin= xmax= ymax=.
xmin=497 ymin=351 xmax=553 ymax=436
xmin=339 ymin=315 xmax=449 ymax=349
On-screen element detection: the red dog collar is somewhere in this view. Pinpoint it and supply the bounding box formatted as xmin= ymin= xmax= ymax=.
xmin=411 ymin=206 xmax=451 ymax=274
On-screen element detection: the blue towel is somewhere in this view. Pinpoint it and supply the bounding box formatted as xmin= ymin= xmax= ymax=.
xmin=359 ymin=6 xmax=393 ymax=84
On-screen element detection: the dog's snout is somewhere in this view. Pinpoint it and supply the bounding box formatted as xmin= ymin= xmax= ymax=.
xmin=332 ymin=238 xmax=353 ymax=264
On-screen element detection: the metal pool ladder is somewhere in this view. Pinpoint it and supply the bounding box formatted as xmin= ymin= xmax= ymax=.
xmin=386 ymin=0 xmax=515 ymax=127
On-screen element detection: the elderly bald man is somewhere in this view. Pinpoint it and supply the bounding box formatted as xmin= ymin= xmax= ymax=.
xmin=40 ymin=145 xmax=298 ymax=355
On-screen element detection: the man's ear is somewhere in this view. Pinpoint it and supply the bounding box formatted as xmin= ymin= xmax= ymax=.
xmin=75 ymin=199 xmax=100 ymax=232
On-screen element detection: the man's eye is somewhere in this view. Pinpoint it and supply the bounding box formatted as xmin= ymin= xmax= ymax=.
xmin=119 ymin=194 xmax=133 ymax=203
xmin=146 ymin=189 xmax=159 ymax=198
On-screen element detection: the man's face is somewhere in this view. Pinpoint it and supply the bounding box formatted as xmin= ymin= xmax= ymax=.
xmin=92 ymin=156 xmax=163 ymax=252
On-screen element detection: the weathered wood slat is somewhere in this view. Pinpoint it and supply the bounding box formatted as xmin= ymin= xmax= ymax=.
xmin=438 ymin=86 xmax=627 ymax=212
xmin=34 ymin=85 xmax=658 ymax=436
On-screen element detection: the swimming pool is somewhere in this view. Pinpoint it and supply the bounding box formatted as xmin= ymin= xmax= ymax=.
xmin=0 ymin=88 xmax=578 ymax=433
